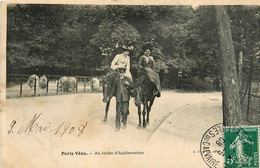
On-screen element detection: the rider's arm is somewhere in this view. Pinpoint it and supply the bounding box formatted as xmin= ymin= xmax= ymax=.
xmin=138 ymin=56 xmax=145 ymax=69
xmin=127 ymin=75 xmax=145 ymax=89
xmin=150 ymin=57 xmax=154 ymax=69
xmin=110 ymin=55 xmax=120 ymax=70
xmin=126 ymin=56 xmax=130 ymax=71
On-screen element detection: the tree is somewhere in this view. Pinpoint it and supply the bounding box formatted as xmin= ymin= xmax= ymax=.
xmin=215 ymin=6 xmax=242 ymax=126
xmin=191 ymin=6 xmax=221 ymax=89
xmin=90 ymin=18 xmax=140 ymax=72
xmin=8 ymin=5 xmax=256 ymax=93
xmin=228 ymin=6 xmax=260 ymax=89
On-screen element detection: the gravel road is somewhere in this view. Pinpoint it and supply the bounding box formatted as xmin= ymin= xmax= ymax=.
xmin=2 ymin=91 xmax=222 ymax=168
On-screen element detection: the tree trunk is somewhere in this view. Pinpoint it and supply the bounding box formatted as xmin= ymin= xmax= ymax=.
xmin=215 ymin=6 xmax=242 ymax=126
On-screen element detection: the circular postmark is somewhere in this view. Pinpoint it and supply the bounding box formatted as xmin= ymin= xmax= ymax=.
xmin=224 ymin=126 xmax=253 ymax=168
xmin=200 ymin=123 xmax=224 ymax=168
xmin=200 ymin=123 xmax=254 ymax=168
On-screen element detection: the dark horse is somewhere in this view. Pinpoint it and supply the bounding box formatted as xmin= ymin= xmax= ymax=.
xmin=102 ymin=70 xmax=118 ymax=123
xmin=133 ymin=73 xmax=156 ymax=128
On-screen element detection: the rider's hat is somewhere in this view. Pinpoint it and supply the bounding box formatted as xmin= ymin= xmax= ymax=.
xmin=122 ymin=45 xmax=134 ymax=51
xmin=142 ymin=42 xmax=153 ymax=52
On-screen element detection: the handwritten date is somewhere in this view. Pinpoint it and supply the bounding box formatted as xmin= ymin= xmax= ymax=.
xmin=8 ymin=113 xmax=87 ymax=137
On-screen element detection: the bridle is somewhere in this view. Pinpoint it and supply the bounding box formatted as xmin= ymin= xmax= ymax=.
xmin=102 ymin=78 xmax=112 ymax=99
xmin=134 ymin=86 xmax=142 ymax=106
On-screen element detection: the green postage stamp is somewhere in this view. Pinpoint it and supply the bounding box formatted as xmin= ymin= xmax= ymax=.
xmin=224 ymin=126 xmax=259 ymax=168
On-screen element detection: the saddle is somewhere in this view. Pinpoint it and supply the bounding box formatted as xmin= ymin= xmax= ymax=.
xmin=137 ymin=68 xmax=161 ymax=97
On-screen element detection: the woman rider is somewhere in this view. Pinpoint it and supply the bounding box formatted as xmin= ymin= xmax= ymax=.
xmin=138 ymin=44 xmax=155 ymax=70
xmin=126 ymin=43 xmax=161 ymax=97
xmin=139 ymin=43 xmax=161 ymax=97
xmin=110 ymin=45 xmax=132 ymax=81
xmin=103 ymin=45 xmax=132 ymax=98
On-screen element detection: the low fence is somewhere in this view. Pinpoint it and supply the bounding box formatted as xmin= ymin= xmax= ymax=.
xmin=6 ymin=74 xmax=103 ymax=98
xmin=240 ymin=52 xmax=260 ymax=125
xmin=240 ymin=82 xmax=260 ymax=125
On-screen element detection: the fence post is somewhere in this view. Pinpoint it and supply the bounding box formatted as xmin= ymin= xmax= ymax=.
xmin=20 ymin=78 xmax=23 ymax=97
xmin=67 ymin=77 xmax=69 ymax=94
xmin=34 ymin=77 xmax=37 ymax=96
xmin=57 ymin=79 xmax=59 ymax=94
xmin=247 ymin=83 xmax=252 ymax=120
xmin=247 ymin=55 xmax=253 ymax=119
xmin=46 ymin=78 xmax=49 ymax=95
xmin=84 ymin=77 xmax=86 ymax=92
xmin=76 ymin=76 xmax=78 ymax=93
xmin=99 ymin=78 xmax=102 ymax=89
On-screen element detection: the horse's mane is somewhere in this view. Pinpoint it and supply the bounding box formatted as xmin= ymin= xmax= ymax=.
xmin=103 ymin=71 xmax=118 ymax=86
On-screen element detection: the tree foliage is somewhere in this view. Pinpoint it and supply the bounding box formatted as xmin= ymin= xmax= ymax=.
xmin=7 ymin=5 xmax=260 ymax=89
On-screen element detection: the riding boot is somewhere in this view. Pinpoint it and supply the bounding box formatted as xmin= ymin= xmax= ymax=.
xmin=153 ymin=87 xmax=160 ymax=97
xmin=156 ymin=90 xmax=161 ymax=97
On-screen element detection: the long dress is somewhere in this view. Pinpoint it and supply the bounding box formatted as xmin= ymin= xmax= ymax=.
xmin=138 ymin=55 xmax=161 ymax=97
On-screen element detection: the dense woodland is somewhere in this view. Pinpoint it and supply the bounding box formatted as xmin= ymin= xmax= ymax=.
xmin=7 ymin=5 xmax=260 ymax=90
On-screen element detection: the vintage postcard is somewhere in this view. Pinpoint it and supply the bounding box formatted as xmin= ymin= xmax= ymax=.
xmin=1 ymin=0 xmax=260 ymax=168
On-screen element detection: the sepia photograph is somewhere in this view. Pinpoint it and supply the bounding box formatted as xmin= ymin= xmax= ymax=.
xmin=1 ymin=2 xmax=260 ymax=168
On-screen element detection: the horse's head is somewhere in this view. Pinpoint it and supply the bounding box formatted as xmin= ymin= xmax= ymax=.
xmin=102 ymin=71 xmax=117 ymax=102
xmin=102 ymin=70 xmax=121 ymax=103
xmin=102 ymin=76 xmax=111 ymax=103
xmin=134 ymin=86 xmax=142 ymax=106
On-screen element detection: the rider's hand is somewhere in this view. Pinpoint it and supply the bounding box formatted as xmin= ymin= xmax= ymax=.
xmin=124 ymin=81 xmax=130 ymax=86
xmin=113 ymin=65 xmax=118 ymax=70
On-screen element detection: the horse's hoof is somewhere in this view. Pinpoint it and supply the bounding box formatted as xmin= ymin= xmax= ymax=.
xmin=137 ymin=125 xmax=141 ymax=129
xmin=143 ymin=124 xmax=146 ymax=128
xmin=103 ymin=119 xmax=107 ymax=124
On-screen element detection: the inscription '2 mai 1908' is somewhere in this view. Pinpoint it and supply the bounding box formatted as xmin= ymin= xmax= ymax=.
xmin=7 ymin=113 xmax=88 ymax=137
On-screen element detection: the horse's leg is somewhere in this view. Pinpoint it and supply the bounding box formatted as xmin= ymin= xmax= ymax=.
xmin=147 ymin=96 xmax=155 ymax=125
xmin=142 ymin=101 xmax=147 ymax=128
xmin=146 ymin=104 xmax=150 ymax=126
xmin=103 ymin=99 xmax=111 ymax=123
xmin=137 ymin=105 xmax=141 ymax=129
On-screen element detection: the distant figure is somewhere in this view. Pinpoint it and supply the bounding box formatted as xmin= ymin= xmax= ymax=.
xmin=27 ymin=74 xmax=39 ymax=89
xmin=90 ymin=78 xmax=100 ymax=91
xmin=58 ymin=76 xmax=77 ymax=92
xmin=39 ymin=75 xmax=48 ymax=89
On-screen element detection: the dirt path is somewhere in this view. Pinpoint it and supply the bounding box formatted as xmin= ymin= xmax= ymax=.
xmin=2 ymin=91 xmax=222 ymax=168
